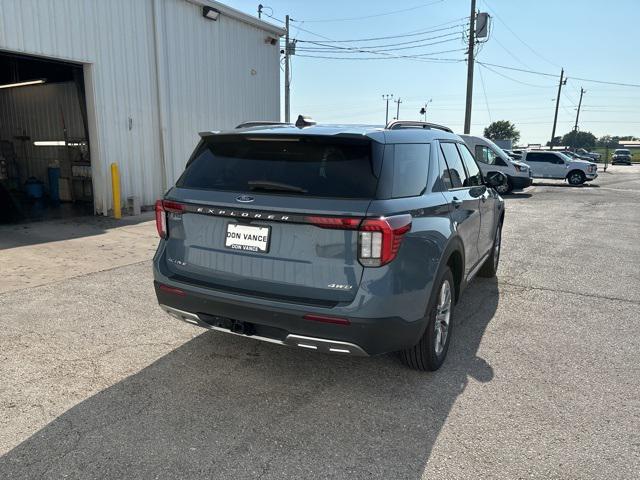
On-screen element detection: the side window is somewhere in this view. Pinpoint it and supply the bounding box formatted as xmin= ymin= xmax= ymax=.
xmin=437 ymin=149 xmax=453 ymax=190
xmin=526 ymin=152 xmax=542 ymax=162
xmin=552 ymin=154 xmax=565 ymax=164
xmin=440 ymin=142 xmax=468 ymax=189
xmin=475 ymin=145 xmax=495 ymax=165
xmin=392 ymin=144 xmax=430 ymax=198
xmin=457 ymin=143 xmax=483 ymax=186
xmin=538 ymin=153 xmax=556 ymax=163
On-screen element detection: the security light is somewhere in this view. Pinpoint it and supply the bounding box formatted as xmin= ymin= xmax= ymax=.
xmin=202 ymin=6 xmax=220 ymax=21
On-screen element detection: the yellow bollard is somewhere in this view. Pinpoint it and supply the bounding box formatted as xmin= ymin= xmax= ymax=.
xmin=110 ymin=162 xmax=121 ymax=219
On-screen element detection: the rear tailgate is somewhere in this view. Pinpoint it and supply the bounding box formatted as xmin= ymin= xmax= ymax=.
xmin=160 ymin=134 xmax=382 ymax=305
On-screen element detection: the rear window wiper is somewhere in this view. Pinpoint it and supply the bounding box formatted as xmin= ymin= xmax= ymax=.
xmin=247 ymin=180 xmax=308 ymax=194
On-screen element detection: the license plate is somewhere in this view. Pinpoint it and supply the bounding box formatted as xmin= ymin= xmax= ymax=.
xmin=225 ymin=223 xmax=270 ymax=253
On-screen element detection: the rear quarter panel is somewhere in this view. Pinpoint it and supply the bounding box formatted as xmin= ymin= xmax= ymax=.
xmin=360 ymin=193 xmax=452 ymax=323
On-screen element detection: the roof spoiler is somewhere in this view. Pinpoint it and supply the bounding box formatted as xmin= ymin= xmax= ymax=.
xmin=235 ymin=121 xmax=291 ymax=129
xmin=385 ymin=120 xmax=453 ymax=133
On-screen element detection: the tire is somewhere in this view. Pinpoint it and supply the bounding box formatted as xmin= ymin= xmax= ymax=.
xmin=478 ymin=221 xmax=502 ymax=278
xmin=400 ymin=268 xmax=455 ymax=371
xmin=495 ymin=177 xmax=512 ymax=195
xmin=567 ymin=170 xmax=586 ymax=186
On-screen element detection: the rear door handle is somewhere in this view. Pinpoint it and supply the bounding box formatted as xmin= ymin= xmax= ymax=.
xmin=452 ymin=197 xmax=463 ymax=209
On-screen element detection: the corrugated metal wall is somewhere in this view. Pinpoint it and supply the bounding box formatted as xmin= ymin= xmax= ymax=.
xmin=161 ymin=0 xmax=281 ymax=183
xmin=0 ymin=0 xmax=281 ymax=214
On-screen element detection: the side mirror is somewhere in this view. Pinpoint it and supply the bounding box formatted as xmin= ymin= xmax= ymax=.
xmin=485 ymin=171 xmax=508 ymax=190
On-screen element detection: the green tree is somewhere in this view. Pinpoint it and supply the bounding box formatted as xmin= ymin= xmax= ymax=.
xmin=596 ymin=135 xmax=614 ymax=147
xmin=546 ymin=136 xmax=562 ymax=147
xmin=561 ymin=131 xmax=596 ymax=149
xmin=597 ymin=135 xmax=638 ymax=147
xmin=484 ymin=120 xmax=521 ymax=143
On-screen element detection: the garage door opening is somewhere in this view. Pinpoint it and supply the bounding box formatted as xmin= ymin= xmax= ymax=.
xmin=0 ymin=52 xmax=93 ymax=223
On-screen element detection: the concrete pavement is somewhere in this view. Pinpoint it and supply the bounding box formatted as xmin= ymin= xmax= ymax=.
xmin=0 ymin=165 xmax=638 ymax=479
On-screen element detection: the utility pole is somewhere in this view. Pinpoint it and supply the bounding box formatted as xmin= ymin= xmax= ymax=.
xmin=463 ymin=0 xmax=476 ymax=134
xmin=284 ymin=14 xmax=291 ymax=123
xmin=573 ymin=87 xmax=585 ymax=132
xmin=571 ymin=87 xmax=585 ymax=150
xmin=382 ymin=94 xmax=393 ymax=124
xmin=550 ymin=68 xmax=566 ymax=146
xmin=394 ymin=97 xmax=402 ymax=120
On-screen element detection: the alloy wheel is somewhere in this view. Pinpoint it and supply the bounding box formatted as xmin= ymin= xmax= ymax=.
xmin=569 ymin=173 xmax=583 ymax=185
xmin=496 ymin=182 xmax=509 ymax=194
xmin=434 ymin=280 xmax=452 ymax=356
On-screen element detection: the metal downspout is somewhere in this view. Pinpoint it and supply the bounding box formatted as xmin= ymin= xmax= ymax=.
xmin=152 ymin=0 xmax=169 ymax=193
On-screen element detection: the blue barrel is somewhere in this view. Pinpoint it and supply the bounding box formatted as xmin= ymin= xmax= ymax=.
xmin=48 ymin=166 xmax=61 ymax=205
xmin=25 ymin=177 xmax=44 ymax=199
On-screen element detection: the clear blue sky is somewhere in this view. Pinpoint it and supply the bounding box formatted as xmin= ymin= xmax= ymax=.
xmin=228 ymin=0 xmax=639 ymax=145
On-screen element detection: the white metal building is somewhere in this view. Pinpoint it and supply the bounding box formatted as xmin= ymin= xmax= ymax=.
xmin=0 ymin=0 xmax=283 ymax=218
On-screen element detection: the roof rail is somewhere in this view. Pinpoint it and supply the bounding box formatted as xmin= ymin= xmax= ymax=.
xmin=235 ymin=121 xmax=290 ymax=129
xmin=385 ymin=120 xmax=453 ymax=133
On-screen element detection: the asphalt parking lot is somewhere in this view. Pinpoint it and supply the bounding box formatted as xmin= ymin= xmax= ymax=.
xmin=1 ymin=165 xmax=639 ymax=479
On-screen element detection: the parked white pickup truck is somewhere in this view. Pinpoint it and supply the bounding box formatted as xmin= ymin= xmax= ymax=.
xmin=520 ymin=150 xmax=598 ymax=186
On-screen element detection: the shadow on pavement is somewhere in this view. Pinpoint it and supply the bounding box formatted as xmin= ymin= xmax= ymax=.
xmin=0 ymin=212 xmax=155 ymax=250
xmin=533 ymin=181 xmax=600 ymax=188
xmin=503 ymin=192 xmax=532 ymax=199
xmin=0 ymin=277 xmax=499 ymax=479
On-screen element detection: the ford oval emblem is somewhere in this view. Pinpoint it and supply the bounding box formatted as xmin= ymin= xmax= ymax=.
xmin=236 ymin=195 xmax=255 ymax=203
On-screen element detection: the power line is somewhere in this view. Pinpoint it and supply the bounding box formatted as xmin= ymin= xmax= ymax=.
xmin=294 ymin=0 xmax=446 ymax=23
xmin=567 ymin=75 xmax=640 ymax=88
xmin=476 ymin=61 xmax=557 ymax=78
xmin=477 ymin=64 xmax=492 ymax=123
xmin=480 ymin=0 xmax=561 ymax=69
xmin=261 ymin=12 xmax=285 ymax=24
xmin=295 ymin=53 xmax=465 ymax=62
xmin=490 ymin=34 xmax=531 ymax=69
xmin=298 ymin=37 xmax=463 ymax=54
xmin=477 ymin=62 xmax=640 ymax=88
xmin=294 ymin=23 xmax=466 ymax=43
xmin=562 ymin=90 xmax=577 ymax=106
xmin=296 ymin=30 xmax=463 ymax=50
xmin=478 ymin=63 xmax=555 ymax=88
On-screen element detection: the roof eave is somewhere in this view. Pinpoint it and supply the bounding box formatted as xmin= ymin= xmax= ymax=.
xmin=184 ymin=0 xmax=286 ymax=36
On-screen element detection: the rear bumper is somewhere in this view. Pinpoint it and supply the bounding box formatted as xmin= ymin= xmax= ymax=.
xmin=154 ymin=279 xmax=427 ymax=356
xmin=510 ymin=175 xmax=533 ymax=190
xmin=161 ymin=304 xmax=368 ymax=356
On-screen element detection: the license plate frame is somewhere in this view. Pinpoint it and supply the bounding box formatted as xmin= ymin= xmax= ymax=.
xmin=225 ymin=222 xmax=271 ymax=253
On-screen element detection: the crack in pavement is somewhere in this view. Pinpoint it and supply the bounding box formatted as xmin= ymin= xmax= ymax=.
xmin=499 ymin=280 xmax=640 ymax=306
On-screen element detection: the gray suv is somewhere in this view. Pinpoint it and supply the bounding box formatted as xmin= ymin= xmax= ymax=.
xmin=153 ymin=119 xmax=506 ymax=371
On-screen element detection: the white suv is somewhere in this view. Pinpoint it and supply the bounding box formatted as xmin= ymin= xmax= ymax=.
xmin=520 ymin=150 xmax=598 ymax=186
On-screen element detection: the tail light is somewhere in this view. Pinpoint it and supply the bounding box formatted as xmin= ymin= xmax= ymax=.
xmin=306 ymin=216 xmax=360 ymax=229
xmin=155 ymin=200 xmax=185 ymax=238
xmin=309 ymin=214 xmax=412 ymax=267
xmin=358 ymin=215 xmax=412 ymax=266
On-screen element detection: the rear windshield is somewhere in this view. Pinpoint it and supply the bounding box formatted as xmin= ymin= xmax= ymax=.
xmin=616 ymin=150 xmax=630 ymax=154
xmin=177 ymin=136 xmax=379 ymax=198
